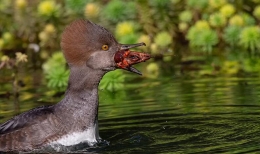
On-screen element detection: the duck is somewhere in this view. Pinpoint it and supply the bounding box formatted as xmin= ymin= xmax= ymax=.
xmin=0 ymin=19 xmax=150 ymax=152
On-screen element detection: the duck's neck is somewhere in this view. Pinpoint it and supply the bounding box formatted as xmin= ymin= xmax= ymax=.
xmin=67 ymin=65 xmax=105 ymax=93
xmin=55 ymin=65 xmax=105 ymax=128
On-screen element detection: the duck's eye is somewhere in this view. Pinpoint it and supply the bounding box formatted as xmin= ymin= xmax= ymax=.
xmin=102 ymin=45 xmax=109 ymax=51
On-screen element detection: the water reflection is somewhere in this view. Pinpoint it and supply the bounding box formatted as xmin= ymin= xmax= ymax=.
xmin=99 ymin=77 xmax=260 ymax=153
xmin=1 ymin=76 xmax=260 ymax=153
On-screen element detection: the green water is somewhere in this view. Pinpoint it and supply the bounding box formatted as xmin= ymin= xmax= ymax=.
xmin=1 ymin=73 xmax=260 ymax=153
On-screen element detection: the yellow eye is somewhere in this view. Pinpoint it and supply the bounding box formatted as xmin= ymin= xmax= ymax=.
xmin=102 ymin=45 xmax=109 ymax=51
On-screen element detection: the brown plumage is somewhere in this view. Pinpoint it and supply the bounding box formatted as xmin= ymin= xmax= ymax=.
xmin=61 ymin=20 xmax=117 ymax=65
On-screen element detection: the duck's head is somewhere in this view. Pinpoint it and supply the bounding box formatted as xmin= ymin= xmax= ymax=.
xmin=61 ymin=19 xmax=150 ymax=75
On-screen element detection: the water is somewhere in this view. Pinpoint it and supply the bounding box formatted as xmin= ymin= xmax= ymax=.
xmin=1 ymin=74 xmax=260 ymax=153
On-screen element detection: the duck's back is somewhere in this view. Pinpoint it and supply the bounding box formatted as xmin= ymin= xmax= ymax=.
xmin=0 ymin=106 xmax=62 ymax=152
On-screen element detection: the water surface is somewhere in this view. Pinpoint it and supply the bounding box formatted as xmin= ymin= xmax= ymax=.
xmin=1 ymin=74 xmax=260 ymax=153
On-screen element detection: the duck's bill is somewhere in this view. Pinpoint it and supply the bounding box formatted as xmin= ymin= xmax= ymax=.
xmin=114 ymin=42 xmax=151 ymax=75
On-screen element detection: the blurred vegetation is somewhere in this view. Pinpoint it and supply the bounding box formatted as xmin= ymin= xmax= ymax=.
xmin=0 ymin=0 xmax=260 ymax=93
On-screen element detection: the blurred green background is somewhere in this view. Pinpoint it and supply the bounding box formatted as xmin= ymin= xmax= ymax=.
xmin=1 ymin=0 xmax=260 ymax=93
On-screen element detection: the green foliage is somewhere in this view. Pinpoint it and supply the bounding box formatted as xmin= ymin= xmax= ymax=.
xmin=171 ymin=0 xmax=181 ymax=4
xmin=46 ymin=67 xmax=69 ymax=92
xmin=209 ymin=12 xmax=227 ymax=27
xmin=187 ymin=27 xmax=202 ymax=47
xmin=119 ymin=33 xmax=139 ymax=44
xmin=0 ymin=1 xmax=11 ymax=11
xmin=39 ymin=24 xmax=57 ymax=47
xmin=1 ymin=32 xmax=14 ymax=49
xmin=242 ymin=57 xmax=260 ymax=73
xmin=146 ymin=62 xmax=159 ymax=78
xmin=2 ymin=0 xmax=260 ymax=84
xmin=2 ymin=0 xmax=260 ymax=59
xmin=187 ymin=26 xmax=218 ymax=52
xmin=229 ymin=15 xmax=244 ymax=27
xmin=209 ymin=0 xmax=227 ymax=9
xmin=149 ymin=0 xmax=170 ymax=8
xmin=253 ymin=5 xmax=260 ymax=20
xmin=154 ymin=31 xmax=172 ymax=48
xmin=241 ymin=13 xmax=256 ymax=26
xmin=239 ymin=26 xmax=260 ymax=52
xmin=84 ymin=3 xmax=100 ymax=19
xmin=198 ymin=29 xmax=219 ymax=52
xmin=43 ymin=52 xmax=69 ymax=92
xmin=115 ymin=21 xmax=139 ymax=44
xmin=220 ymin=4 xmax=235 ymax=18
xmin=65 ymin=0 xmax=92 ymax=13
xmin=178 ymin=22 xmax=189 ymax=32
xmin=116 ymin=22 xmax=135 ymax=38
xmin=179 ymin=10 xmax=193 ymax=23
xmin=194 ymin=20 xmax=210 ymax=29
xmin=37 ymin=0 xmax=61 ymax=18
xmin=220 ymin=60 xmax=240 ymax=75
xmin=223 ymin=26 xmax=242 ymax=47
xmin=102 ymin=0 xmax=136 ymax=23
xmin=187 ymin=0 xmax=208 ymax=10
xmin=99 ymin=70 xmax=125 ymax=92
xmin=138 ymin=35 xmax=151 ymax=47
xmin=42 ymin=52 xmax=66 ymax=73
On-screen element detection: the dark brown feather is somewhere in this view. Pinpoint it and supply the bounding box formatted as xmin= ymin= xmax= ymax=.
xmin=0 ymin=106 xmax=64 ymax=152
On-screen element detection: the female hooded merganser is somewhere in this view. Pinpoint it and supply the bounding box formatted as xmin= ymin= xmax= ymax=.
xmin=0 ymin=19 xmax=150 ymax=152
